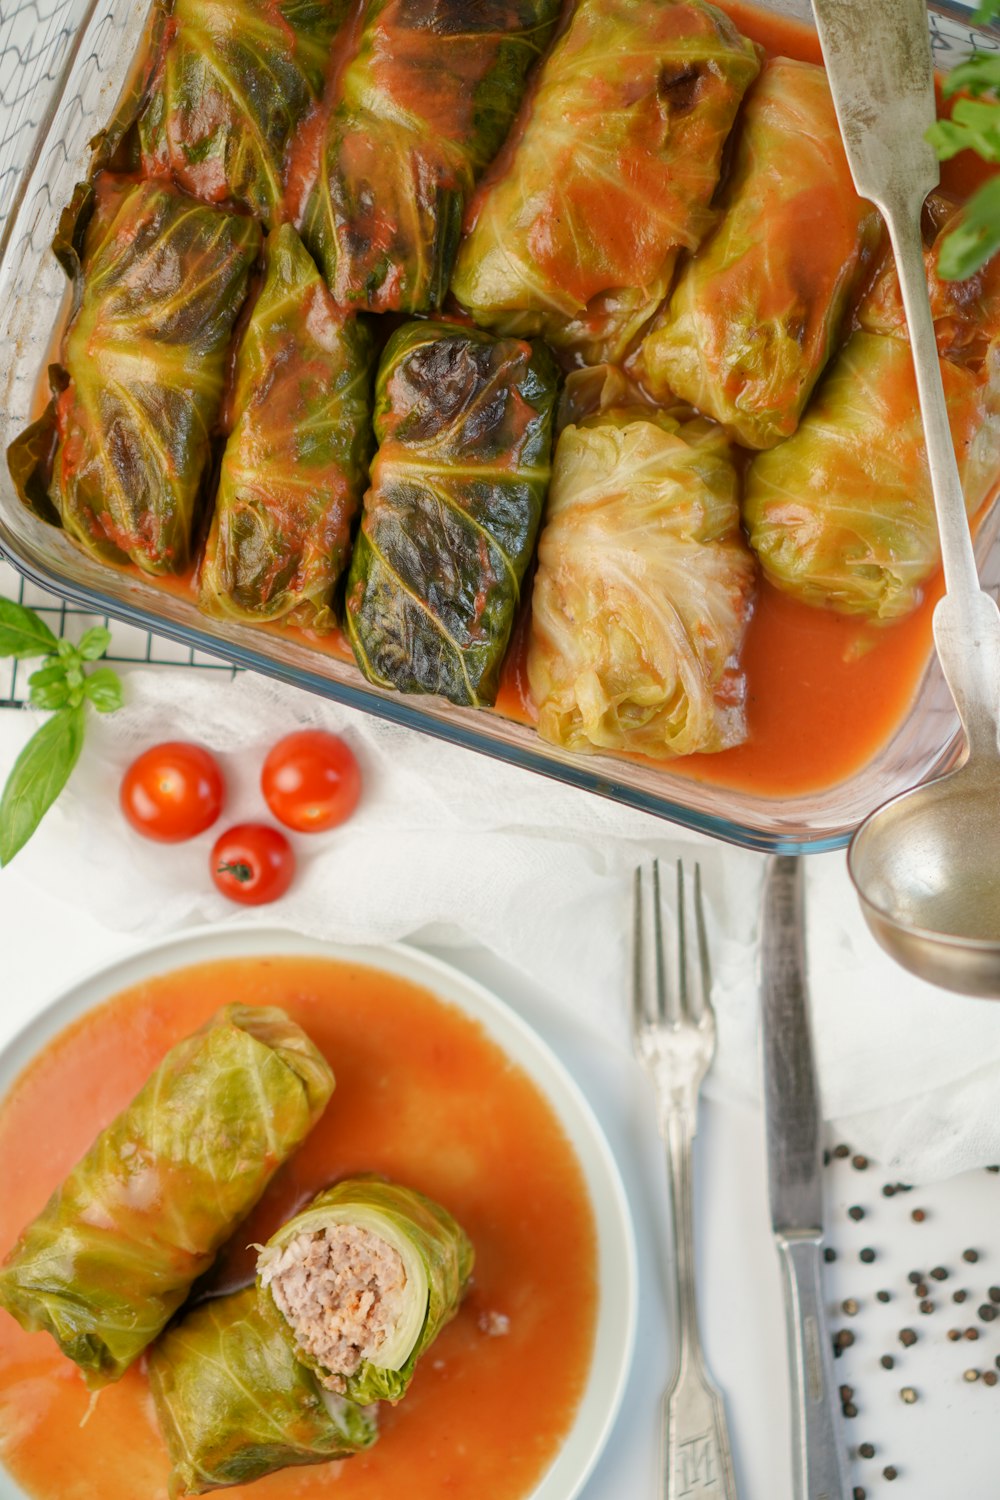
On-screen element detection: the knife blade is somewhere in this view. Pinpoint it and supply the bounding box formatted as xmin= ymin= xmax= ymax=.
xmin=760 ymin=854 xmax=849 ymax=1500
xmin=761 ymin=854 xmax=823 ymax=1234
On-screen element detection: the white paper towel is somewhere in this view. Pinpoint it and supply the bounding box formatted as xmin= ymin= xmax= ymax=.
xmin=2 ymin=664 xmax=999 ymax=1182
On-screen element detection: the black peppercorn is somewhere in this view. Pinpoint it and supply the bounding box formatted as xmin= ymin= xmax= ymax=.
xmin=984 ymin=1371 xmax=998 ymax=1388
xmin=883 ymin=1466 xmax=899 ymax=1481
xmin=876 ymin=1290 xmax=891 ymax=1303
xmin=908 ymin=1271 xmax=924 ymax=1285
xmin=919 ymin=1299 xmax=934 ymax=1314
xmin=911 ymin=1208 xmax=926 ymax=1223
xmin=834 ymin=1144 xmax=850 ymax=1158
xmin=852 ymin=1154 xmax=869 ymax=1170
xmin=859 ymin=1443 xmax=875 ymax=1459
xmin=965 ymin=1328 xmax=980 ymax=1341
xmin=848 ymin=1205 xmax=865 ymax=1222
xmin=930 ymin=1266 xmax=948 ymax=1281
xmin=899 ymin=1328 xmax=917 ymax=1347
xmin=963 ymin=1249 xmax=980 ymax=1264
xmin=954 ymin=1290 xmax=968 ymax=1304
xmin=824 ymin=1247 xmax=837 ymax=1264
xmin=880 ymin=1354 xmax=895 ymax=1369
xmin=979 ymin=1305 xmax=998 ymax=1323
xmin=860 ymin=1248 xmax=876 ymax=1264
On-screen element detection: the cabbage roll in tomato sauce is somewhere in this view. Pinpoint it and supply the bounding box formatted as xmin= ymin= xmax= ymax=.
xmin=300 ymin=0 xmax=561 ymax=313
xmin=0 ymin=1006 xmax=333 ymax=1387
xmin=256 ymin=1176 xmax=473 ymax=1405
xmin=744 ymin=211 xmax=1000 ymax=621
xmin=199 ymin=224 xmax=373 ymax=629
xmin=37 ymin=178 xmax=260 ymax=577
xmin=346 ymin=321 xmax=558 ymax=707
xmin=528 ymin=408 xmax=756 ymax=758
xmin=634 ymin=57 xmax=882 ymax=449
xmin=139 ymin=0 xmax=349 ymax=224
xmin=451 ymin=0 xmax=762 ymax=365
xmin=149 ymin=1287 xmax=378 ymax=1496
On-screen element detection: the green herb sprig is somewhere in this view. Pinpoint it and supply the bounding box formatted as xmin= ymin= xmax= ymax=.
xmin=0 ymin=596 xmax=123 ymax=866
xmin=927 ymin=0 xmax=1000 ymax=280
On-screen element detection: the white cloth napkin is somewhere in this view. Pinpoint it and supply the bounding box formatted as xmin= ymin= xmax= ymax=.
xmin=2 ymin=663 xmax=999 ymax=1183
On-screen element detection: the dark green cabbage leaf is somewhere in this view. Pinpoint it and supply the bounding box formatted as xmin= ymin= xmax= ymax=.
xmin=0 ymin=1005 xmax=333 ymax=1387
xmin=257 ymin=1175 xmax=474 ymax=1406
xmin=42 ymin=178 xmax=260 ymax=576
xmin=528 ymin=408 xmax=756 ymax=757
xmin=139 ymin=0 xmax=349 ymax=223
xmin=199 ymin=224 xmax=373 ymax=629
xmin=149 ymin=1286 xmax=378 ymax=1496
xmin=450 ymin=0 xmax=762 ymax=364
xmin=300 ymin=0 xmax=560 ymax=313
xmin=345 ymin=321 xmax=558 ymax=706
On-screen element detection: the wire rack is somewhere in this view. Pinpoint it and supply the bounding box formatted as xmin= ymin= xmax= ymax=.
xmin=0 ymin=0 xmax=235 ymax=707
xmin=0 ymin=0 xmax=991 ymax=708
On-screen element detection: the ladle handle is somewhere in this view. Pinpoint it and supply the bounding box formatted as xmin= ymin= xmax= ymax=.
xmin=887 ymin=210 xmax=1000 ymax=763
xmin=813 ymin=0 xmax=1000 ymax=761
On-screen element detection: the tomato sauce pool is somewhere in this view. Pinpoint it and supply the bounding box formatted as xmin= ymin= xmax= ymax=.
xmin=0 ymin=958 xmax=598 ymax=1500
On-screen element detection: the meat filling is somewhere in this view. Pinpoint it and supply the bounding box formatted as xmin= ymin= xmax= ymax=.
xmin=261 ymin=1224 xmax=408 ymax=1391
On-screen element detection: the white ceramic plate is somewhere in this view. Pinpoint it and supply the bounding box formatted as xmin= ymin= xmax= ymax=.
xmin=0 ymin=926 xmax=637 ymax=1500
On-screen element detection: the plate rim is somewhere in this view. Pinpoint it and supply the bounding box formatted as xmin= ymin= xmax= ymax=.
xmin=0 ymin=924 xmax=638 ymax=1500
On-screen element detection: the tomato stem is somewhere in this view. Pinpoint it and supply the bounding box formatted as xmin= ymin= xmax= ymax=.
xmin=217 ymin=860 xmax=253 ymax=883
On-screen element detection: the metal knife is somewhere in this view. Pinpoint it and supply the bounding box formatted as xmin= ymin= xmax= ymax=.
xmin=760 ymin=855 xmax=850 ymax=1500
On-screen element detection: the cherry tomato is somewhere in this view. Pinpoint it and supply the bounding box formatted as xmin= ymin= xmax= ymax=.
xmin=120 ymin=742 xmax=225 ymax=843
xmin=261 ymin=730 xmax=362 ymax=833
xmin=211 ymin=824 xmax=295 ymax=906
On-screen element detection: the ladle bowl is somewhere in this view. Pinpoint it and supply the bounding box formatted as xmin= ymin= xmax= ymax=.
xmin=849 ymin=759 xmax=1000 ymax=997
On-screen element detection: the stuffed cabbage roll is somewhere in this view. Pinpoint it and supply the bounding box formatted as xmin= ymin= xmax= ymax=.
xmin=450 ymin=0 xmax=762 ymax=365
xmin=744 ymin=218 xmax=1000 ymax=620
xmin=528 ymin=409 xmax=756 ymax=757
xmin=199 ymin=224 xmax=373 ymax=629
xmin=139 ymin=0 xmax=348 ymax=223
xmin=0 ymin=1005 xmax=333 ymax=1387
xmin=346 ymin=321 xmax=558 ymax=706
xmin=149 ymin=1287 xmax=378 ymax=1496
xmin=257 ymin=1176 xmax=474 ymax=1405
xmin=634 ymin=57 xmax=882 ymax=449
xmin=300 ymin=0 xmax=560 ymax=313
xmin=42 ymin=178 xmax=260 ymax=576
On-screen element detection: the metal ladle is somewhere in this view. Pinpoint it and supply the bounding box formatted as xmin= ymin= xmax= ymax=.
xmin=813 ymin=0 xmax=1000 ymax=997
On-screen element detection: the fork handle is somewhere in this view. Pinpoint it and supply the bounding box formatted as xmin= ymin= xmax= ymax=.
xmin=775 ymin=1231 xmax=851 ymax=1500
xmin=661 ymin=1109 xmax=738 ymax=1500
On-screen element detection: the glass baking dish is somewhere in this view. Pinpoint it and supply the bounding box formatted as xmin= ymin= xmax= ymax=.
xmin=0 ymin=0 xmax=996 ymax=854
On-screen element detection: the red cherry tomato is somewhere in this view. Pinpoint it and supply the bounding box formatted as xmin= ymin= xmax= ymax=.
xmin=211 ymin=824 xmax=295 ymax=906
xmin=120 ymin=742 xmax=225 ymax=843
xmin=261 ymin=730 xmax=362 ymax=833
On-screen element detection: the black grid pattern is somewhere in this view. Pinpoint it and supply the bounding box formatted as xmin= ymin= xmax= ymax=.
xmin=0 ymin=556 xmax=236 ymax=708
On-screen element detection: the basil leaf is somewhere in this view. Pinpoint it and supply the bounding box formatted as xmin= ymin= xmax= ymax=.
xmin=28 ymin=662 xmax=71 ymax=711
xmin=975 ymin=0 xmax=1000 ymax=23
xmin=77 ymin=626 xmax=112 ymax=661
xmin=943 ymin=52 xmax=1000 ymax=102
xmin=83 ymin=666 xmax=124 ymax=713
xmin=0 ymin=598 xmax=59 ymax=659
xmin=936 ymin=176 xmax=1000 ymax=280
xmin=0 ymin=705 xmax=86 ymax=866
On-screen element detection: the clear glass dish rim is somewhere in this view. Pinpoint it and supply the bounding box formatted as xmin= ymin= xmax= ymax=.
xmin=0 ymin=0 xmax=994 ymax=857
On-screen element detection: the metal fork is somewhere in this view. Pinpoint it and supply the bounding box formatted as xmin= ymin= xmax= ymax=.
xmin=633 ymin=860 xmax=737 ymax=1500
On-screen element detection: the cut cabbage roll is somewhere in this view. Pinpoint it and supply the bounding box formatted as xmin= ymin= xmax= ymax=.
xmin=149 ymin=1287 xmax=378 ymax=1496
xmin=43 ymin=177 xmax=260 ymax=576
xmin=744 ymin=217 xmax=1000 ymax=621
xmin=345 ymin=321 xmax=558 ymax=707
xmin=257 ymin=1176 xmax=474 ymax=1405
xmin=450 ymin=0 xmax=762 ymax=365
xmin=300 ymin=0 xmax=560 ymax=313
xmin=634 ymin=57 xmax=882 ymax=449
xmin=199 ymin=224 xmax=373 ymax=629
xmin=139 ymin=0 xmax=348 ymax=223
xmin=0 ymin=1006 xmax=333 ymax=1387
xmin=528 ymin=409 xmax=756 ymax=757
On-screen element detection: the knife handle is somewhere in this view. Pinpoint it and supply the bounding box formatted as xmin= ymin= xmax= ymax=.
xmin=775 ymin=1230 xmax=851 ymax=1500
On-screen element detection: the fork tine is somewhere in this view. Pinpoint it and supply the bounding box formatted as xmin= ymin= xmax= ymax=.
xmin=631 ymin=867 xmax=645 ymax=1035
xmin=655 ymin=859 xmax=677 ymax=1027
xmin=693 ymin=862 xmax=712 ymax=1021
xmin=675 ymin=860 xmax=689 ymax=1023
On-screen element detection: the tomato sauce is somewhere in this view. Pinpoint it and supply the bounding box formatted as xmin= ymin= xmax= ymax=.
xmin=0 ymin=957 xmax=598 ymax=1500
xmin=23 ymin=0 xmax=999 ymax=802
